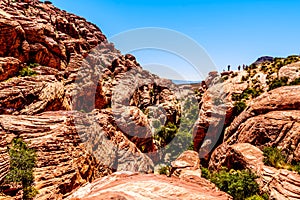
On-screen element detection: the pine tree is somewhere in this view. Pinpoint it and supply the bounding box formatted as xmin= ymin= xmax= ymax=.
xmin=5 ymin=138 xmax=38 ymax=199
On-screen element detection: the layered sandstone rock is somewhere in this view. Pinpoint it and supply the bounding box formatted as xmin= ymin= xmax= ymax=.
xmin=0 ymin=57 xmax=22 ymax=81
xmin=171 ymin=150 xmax=202 ymax=180
xmin=0 ymin=111 xmax=154 ymax=199
xmin=209 ymin=143 xmax=300 ymax=200
xmin=0 ymin=2 xmax=185 ymax=199
xmin=223 ymin=86 xmax=300 ymax=162
xmin=279 ymin=61 xmax=300 ymax=81
xmin=67 ymin=171 xmax=232 ymax=200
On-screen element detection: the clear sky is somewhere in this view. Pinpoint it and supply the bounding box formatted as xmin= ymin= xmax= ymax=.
xmin=51 ymin=0 xmax=300 ymax=80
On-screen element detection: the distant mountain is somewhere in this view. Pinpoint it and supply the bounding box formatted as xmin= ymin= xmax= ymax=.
xmin=254 ymin=56 xmax=274 ymax=65
xmin=171 ymin=79 xmax=201 ymax=85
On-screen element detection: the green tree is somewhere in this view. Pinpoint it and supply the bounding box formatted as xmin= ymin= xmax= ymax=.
xmin=201 ymin=167 xmax=262 ymax=200
xmin=5 ymin=138 xmax=38 ymax=199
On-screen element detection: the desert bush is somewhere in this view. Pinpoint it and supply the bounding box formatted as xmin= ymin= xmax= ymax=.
xmin=263 ymin=147 xmax=300 ymax=174
xmin=289 ymin=78 xmax=300 ymax=86
xmin=19 ymin=67 xmax=37 ymax=77
xmin=246 ymin=194 xmax=269 ymax=200
xmin=201 ymin=167 xmax=211 ymax=179
xmin=241 ymin=74 xmax=249 ymax=82
xmin=27 ymin=63 xmax=39 ymax=68
xmin=234 ymin=101 xmax=247 ymax=115
xmin=154 ymin=122 xmax=178 ymax=146
xmin=268 ymin=77 xmax=288 ymax=91
xmin=263 ymin=147 xmax=287 ymax=169
xmin=158 ymin=165 xmax=171 ymax=176
xmin=201 ymin=167 xmax=261 ymax=200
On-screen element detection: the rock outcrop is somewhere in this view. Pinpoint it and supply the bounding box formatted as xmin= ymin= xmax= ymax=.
xmin=0 ymin=111 xmax=154 ymax=199
xmin=209 ymin=143 xmax=300 ymax=200
xmin=224 ymin=86 xmax=300 ymax=162
xmin=171 ymin=150 xmax=202 ymax=180
xmin=67 ymin=171 xmax=232 ymax=200
xmin=0 ymin=0 xmax=184 ymax=199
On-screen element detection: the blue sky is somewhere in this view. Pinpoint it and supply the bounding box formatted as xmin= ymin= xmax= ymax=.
xmin=51 ymin=0 xmax=300 ymax=80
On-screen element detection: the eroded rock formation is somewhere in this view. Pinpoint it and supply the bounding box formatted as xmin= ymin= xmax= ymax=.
xmin=67 ymin=171 xmax=232 ymax=200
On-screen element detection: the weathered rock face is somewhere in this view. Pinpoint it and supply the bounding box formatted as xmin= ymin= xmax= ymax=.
xmin=209 ymin=143 xmax=300 ymax=200
xmin=223 ymin=86 xmax=300 ymax=162
xmin=192 ymin=70 xmax=246 ymax=158
xmin=0 ymin=57 xmax=22 ymax=81
xmin=0 ymin=111 xmax=154 ymax=199
xmin=279 ymin=61 xmax=300 ymax=81
xmin=67 ymin=171 xmax=232 ymax=200
xmin=171 ymin=150 xmax=201 ymax=180
xmin=193 ymin=58 xmax=300 ymax=163
xmin=0 ymin=0 xmax=106 ymax=68
xmin=0 ymin=1 xmax=184 ymax=199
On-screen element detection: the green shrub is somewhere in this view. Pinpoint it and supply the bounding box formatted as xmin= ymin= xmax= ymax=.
xmin=154 ymin=122 xmax=178 ymax=146
xmin=222 ymin=75 xmax=229 ymax=81
xmin=263 ymin=147 xmax=287 ymax=168
xmin=246 ymin=194 xmax=269 ymax=200
xmin=241 ymin=75 xmax=249 ymax=82
xmin=27 ymin=63 xmax=39 ymax=68
xmin=261 ymin=65 xmax=268 ymax=72
xmin=5 ymin=138 xmax=38 ymax=199
xmin=291 ymin=162 xmax=300 ymax=174
xmin=289 ymin=78 xmax=300 ymax=86
xmin=158 ymin=165 xmax=171 ymax=176
xmin=263 ymin=147 xmax=300 ymax=174
xmin=234 ymin=101 xmax=247 ymax=115
xmin=231 ymin=72 xmax=238 ymax=78
xmin=201 ymin=168 xmax=267 ymax=200
xmin=201 ymin=167 xmax=211 ymax=179
xmin=19 ymin=67 xmax=37 ymax=77
xmin=209 ymin=168 xmax=260 ymax=200
xmin=268 ymin=77 xmax=288 ymax=91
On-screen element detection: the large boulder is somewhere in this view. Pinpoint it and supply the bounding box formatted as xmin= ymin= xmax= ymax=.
xmin=171 ymin=150 xmax=201 ymax=180
xmin=67 ymin=171 xmax=232 ymax=200
xmin=224 ymin=86 xmax=300 ymax=162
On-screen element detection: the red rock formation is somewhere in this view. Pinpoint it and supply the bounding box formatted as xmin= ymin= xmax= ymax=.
xmin=209 ymin=143 xmax=300 ymax=200
xmin=224 ymin=86 xmax=300 ymax=162
xmin=0 ymin=1 xmax=183 ymax=199
xmin=171 ymin=150 xmax=202 ymax=179
xmin=67 ymin=171 xmax=232 ymax=200
xmin=0 ymin=111 xmax=153 ymax=199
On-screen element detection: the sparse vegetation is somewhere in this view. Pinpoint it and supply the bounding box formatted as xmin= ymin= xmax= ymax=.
xmin=289 ymin=78 xmax=300 ymax=86
xmin=263 ymin=147 xmax=300 ymax=174
xmin=158 ymin=165 xmax=171 ymax=176
xmin=4 ymin=138 xmax=38 ymax=199
xmin=246 ymin=194 xmax=269 ymax=200
xmin=153 ymin=98 xmax=198 ymax=163
xmin=231 ymin=72 xmax=238 ymax=78
xmin=234 ymin=100 xmax=247 ymax=115
xmin=241 ymin=74 xmax=249 ymax=82
xmin=19 ymin=67 xmax=37 ymax=77
xmin=232 ymin=86 xmax=264 ymax=115
xmin=27 ymin=63 xmax=39 ymax=68
xmin=222 ymin=75 xmax=229 ymax=81
xmin=200 ymin=167 xmax=266 ymax=200
xmin=267 ymin=77 xmax=288 ymax=91
xmin=154 ymin=122 xmax=178 ymax=147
